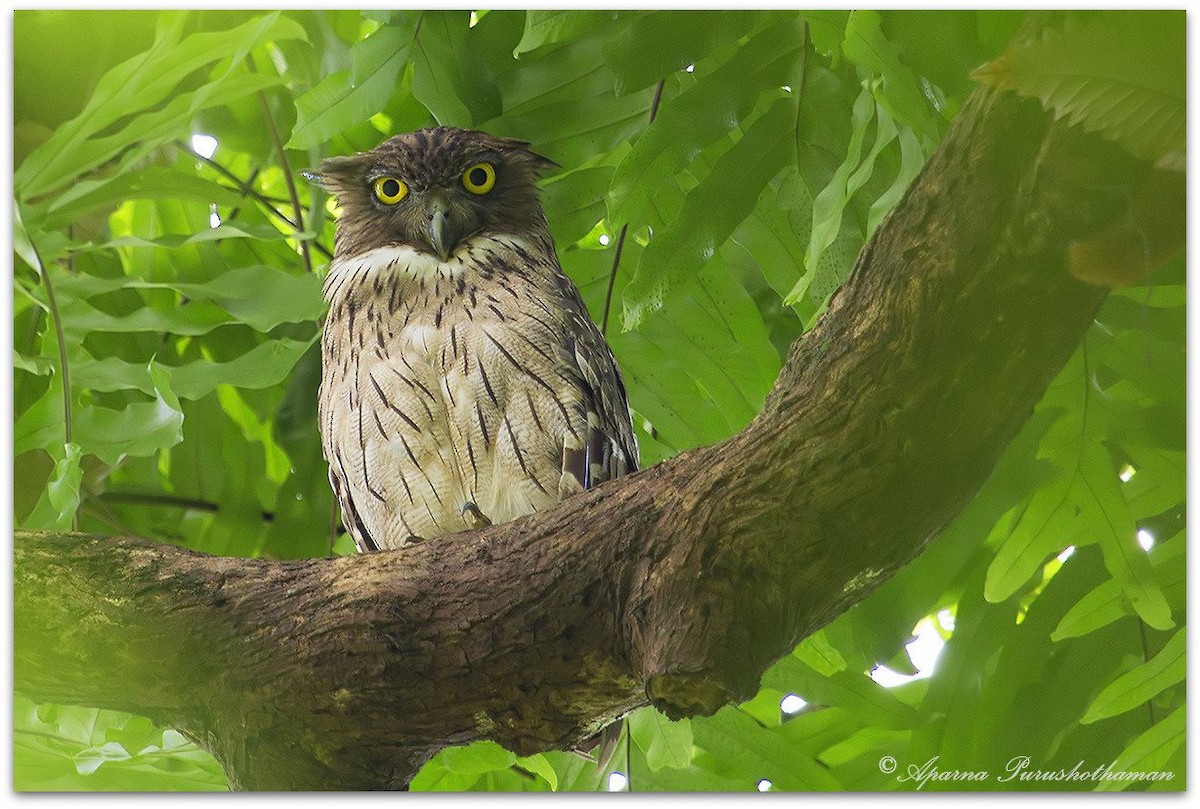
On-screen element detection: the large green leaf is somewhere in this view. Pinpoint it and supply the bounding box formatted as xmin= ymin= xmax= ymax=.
xmin=973 ymin=11 xmax=1184 ymax=165
xmin=621 ymin=97 xmax=795 ymax=330
xmin=606 ymin=16 xmax=808 ymax=228
xmin=629 ymin=707 xmax=693 ymax=771
xmin=289 ymin=23 xmax=414 ymax=150
xmin=601 ymin=11 xmax=763 ymax=95
xmin=1052 ymin=532 xmax=1183 ymax=641
xmin=1080 ymin=628 xmax=1184 ymax=725
xmin=1094 ymin=705 xmax=1184 ymax=792
xmin=16 ymin=13 xmax=306 ymax=199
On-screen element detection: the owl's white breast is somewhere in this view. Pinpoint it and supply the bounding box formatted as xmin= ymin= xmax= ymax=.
xmin=322 ymin=236 xmax=535 ymax=304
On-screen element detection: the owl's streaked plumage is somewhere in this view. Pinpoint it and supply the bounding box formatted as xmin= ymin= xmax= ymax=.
xmin=314 ymin=127 xmax=637 ymax=551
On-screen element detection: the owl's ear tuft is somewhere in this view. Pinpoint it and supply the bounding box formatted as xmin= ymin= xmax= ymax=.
xmin=498 ymin=137 xmax=559 ymax=177
xmin=299 ymin=168 xmax=327 ymax=188
xmin=527 ymin=150 xmax=560 ymax=176
xmin=310 ymin=154 xmax=372 ymax=195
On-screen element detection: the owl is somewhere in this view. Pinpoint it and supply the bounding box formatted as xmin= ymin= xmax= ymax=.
xmin=311 ymin=127 xmax=638 ymax=552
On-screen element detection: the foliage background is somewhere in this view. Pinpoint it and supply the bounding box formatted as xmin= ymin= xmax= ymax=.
xmin=12 ymin=9 xmax=1185 ymax=792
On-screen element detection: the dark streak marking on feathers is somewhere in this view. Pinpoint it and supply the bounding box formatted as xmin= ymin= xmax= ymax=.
xmin=477 ymin=358 xmax=499 ymax=405
xmin=334 ymin=455 xmax=378 ymax=551
xmin=514 ymin=331 xmax=558 ymax=367
xmin=524 ymin=389 xmax=544 ymax=433
xmin=484 ymin=331 xmax=578 ymax=437
xmin=475 ymin=401 xmax=491 ymax=445
xmin=466 ymin=438 xmax=479 ymax=488
xmin=372 ymin=410 xmax=388 ymax=439
xmin=488 ymin=304 xmax=507 ymax=322
xmin=357 ymin=409 xmax=386 ymax=503
xmin=390 ymin=362 xmax=437 ymax=402
xmin=397 ymin=432 xmax=444 ymax=505
xmin=369 ymin=372 xmax=419 ymax=431
xmin=504 ymin=415 xmax=546 ymax=493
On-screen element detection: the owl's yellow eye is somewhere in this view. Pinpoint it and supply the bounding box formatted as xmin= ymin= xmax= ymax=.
xmin=372 ymin=177 xmax=408 ymax=205
xmin=462 ymin=162 xmax=496 ymax=195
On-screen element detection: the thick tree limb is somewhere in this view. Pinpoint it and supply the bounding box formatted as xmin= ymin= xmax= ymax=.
xmin=14 ymin=85 xmax=1144 ymax=789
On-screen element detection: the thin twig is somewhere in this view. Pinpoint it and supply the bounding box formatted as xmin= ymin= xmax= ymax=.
xmin=100 ymin=490 xmax=276 ymax=523
xmin=247 ymin=56 xmax=314 ymax=274
xmin=181 ymin=141 xmax=333 ymax=261
xmin=793 ymin=20 xmax=811 ymax=159
xmin=24 ymin=225 xmax=73 ymax=446
xmin=25 ymin=223 xmax=79 ymax=530
xmin=1137 ymin=620 xmax=1158 ymax=727
xmin=601 ymin=78 xmax=665 ymax=335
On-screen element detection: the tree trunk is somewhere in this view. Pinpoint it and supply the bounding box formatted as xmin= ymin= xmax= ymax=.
xmin=14 ymin=82 xmax=1144 ymax=789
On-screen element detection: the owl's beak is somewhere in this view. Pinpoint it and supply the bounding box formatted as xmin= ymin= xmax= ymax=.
xmin=426 ymin=203 xmax=451 ymax=262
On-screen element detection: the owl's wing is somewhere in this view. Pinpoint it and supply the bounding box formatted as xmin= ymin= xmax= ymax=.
xmin=557 ymin=281 xmax=639 ymax=493
xmin=327 ymin=462 xmax=379 ymax=552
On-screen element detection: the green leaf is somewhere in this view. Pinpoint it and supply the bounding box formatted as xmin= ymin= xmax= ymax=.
xmin=46 ymin=443 xmax=83 ymax=528
xmin=290 ymin=24 xmax=413 ymax=150
xmin=790 ymin=83 xmax=893 ymax=305
xmin=1094 ymin=705 xmax=1185 ymax=792
xmin=45 ymin=266 xmax=325 ymax=336
xmin=602 ymin=11 xmax=762 ymax=95
xmin=841 ymin=10 xmax=943 ymax=147
xmin=74 ymin=337 xmax=317 ymax=400
xmin=411 ymin=11 xmax=476 ymax=125
xmin=794 ymin=631 xmax=848 ymax=677
xmin=973 ymin=11 xmax=1184 ymax=165
xmin=762 ymin=657 xmax=920 ymax=730
xmin=607 ymin=16 xmax=808 ymax=228
xmin=513 ymin=11 xmax=620 ymax=55
xmin=540 ymin=162 xmax=616 ymax=247
xmin=801 ymin=11 xmax=850 ymax=56
xmin=1052 ymin=532 xmax=1183 ymax=640
xmin=1078 ymin=444 xmax=1173 ymax=630
xmin=692 ymin=707 xmax=842 ymax=791
xmin=439 ymin=741 xmax=516 ymax=774
xmin=622 ymin=97 xmax=794 ymax=330
xmin=1081 ymin=628 xmax=1184 ymax=724
xmin=629 ymin=707 xmax=694 ymax=771
xmin=16 ymin=13 xmax=306 ymax=198
xmin=514 ymin=754 xmax=558 ymax=790
xmin=31 ymin=168 xmax=247 ymax=230
xmin=984 ymin=475 xmax=1076 ymax=603
xmin=76 ymin=221 xmax=304 ymax=252
xmin=607 ymin=253 xmax=780 ymax=451
xmin=23 ymin=443 xmax=83 ymax=531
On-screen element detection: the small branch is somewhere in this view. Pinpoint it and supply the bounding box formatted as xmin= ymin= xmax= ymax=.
xmin=22 ymin=219 xmax=74 ymax=531
xmin=792 ymin=20 xmax=810 ymax=159
xmin=601 ymin=78 xmax=666 ymax=335
xmin=98 ymin=491 xmax=276 ymax=523
xmin=181 ymin=141 xmax=334 ymax=261
xmin=1136 ymin=620 xmax=1158 ymax=727
xmin=247 ymin=56 xmax=314 ymax=274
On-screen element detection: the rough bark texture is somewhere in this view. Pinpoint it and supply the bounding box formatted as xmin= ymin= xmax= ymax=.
xmin=14 ymin=84 xmax=1144 ymax=789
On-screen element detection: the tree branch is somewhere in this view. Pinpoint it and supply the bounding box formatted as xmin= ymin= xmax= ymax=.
xmin=14 ymin=83 xmax=1145 ymax=790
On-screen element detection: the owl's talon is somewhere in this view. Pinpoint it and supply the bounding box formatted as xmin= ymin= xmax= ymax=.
xmin=401 ymin=535 xmax=425 ymax=547
xmin=461 ymin=501 xmax=492 ymax=528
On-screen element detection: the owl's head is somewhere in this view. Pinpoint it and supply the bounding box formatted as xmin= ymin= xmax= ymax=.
xmin=308 ymin=127 xmax=558 ymax=260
